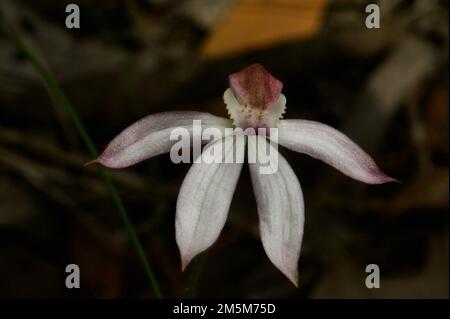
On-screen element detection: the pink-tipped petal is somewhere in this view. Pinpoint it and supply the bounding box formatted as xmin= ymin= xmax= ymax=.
xmin=278 ymin=120 xmax=398 ymax=184
xmin=249 ymin=136 xmax=304 ymax=286
xmin=176 ymin=133 xmax=245 ymax=270
xmin=229 ymin=64 xmax=283 ymax=109
xmin=93 ymin=111 xmax=231 ymax=168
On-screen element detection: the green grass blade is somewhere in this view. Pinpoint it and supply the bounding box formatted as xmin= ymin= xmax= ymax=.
xmin=0 ymin=15 xmax=163 ymax=299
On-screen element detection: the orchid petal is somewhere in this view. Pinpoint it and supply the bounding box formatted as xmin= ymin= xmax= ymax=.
xmin=249 ymin=136 xmax=304 ymax=286
xmin=278 ymin=120 xmax=397 ymax=184
xmin=92 ymin=111 xmax=231 ymax=168
xmin=176 ymin=133 xmax=245 ymax=270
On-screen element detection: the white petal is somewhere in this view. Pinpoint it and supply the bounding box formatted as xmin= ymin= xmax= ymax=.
xmin=93 ymin=111 xmax=231 ymax=168
xmin=176 ymin=133 xmax=245 ymax=270
xmin=278 ymin=120 xmax=397 ymax=184
xmin=249 ymin=136 xmax=304 ymax=286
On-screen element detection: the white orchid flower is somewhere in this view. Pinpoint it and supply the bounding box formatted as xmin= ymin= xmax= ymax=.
xmin=91 ymin=64 xmax=397 ymax=286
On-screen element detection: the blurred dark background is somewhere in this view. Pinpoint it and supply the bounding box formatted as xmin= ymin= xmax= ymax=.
xmin=0 ymin=0 xmax=448 ymax=298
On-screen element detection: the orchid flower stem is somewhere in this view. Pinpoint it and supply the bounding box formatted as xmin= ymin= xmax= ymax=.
xmin=0 ymin=16 xmax=163 ymax=299
xmin=184 ymin=253 xmax=206 ymax=298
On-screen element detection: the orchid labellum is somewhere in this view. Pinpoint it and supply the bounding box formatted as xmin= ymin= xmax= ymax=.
xmin=91 ymin=64 xmax=397 ymax=286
